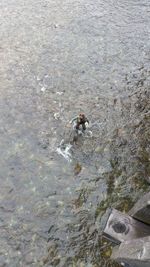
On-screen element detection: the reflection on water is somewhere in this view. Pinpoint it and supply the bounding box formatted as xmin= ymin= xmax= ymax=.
xmin=0 ymin=0 xmax=150 ymax=266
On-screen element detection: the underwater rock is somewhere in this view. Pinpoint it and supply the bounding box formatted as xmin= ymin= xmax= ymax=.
xmin=74 ymin=163 xmax=82 ymax=175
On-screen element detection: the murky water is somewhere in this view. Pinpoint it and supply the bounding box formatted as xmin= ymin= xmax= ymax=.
xmin=0 ymin=0 xmax=150 ymax=266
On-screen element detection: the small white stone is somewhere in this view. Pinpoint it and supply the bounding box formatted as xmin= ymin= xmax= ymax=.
xmin=31 ymin=187 xmax=36 ymax=192
xmin=41 ymin=87 xmax=46 ymax=92
xmin=18 ymin=206 xmax=24 ymax=212
xmin=58 ymin=201 xmax=64 ymax=206
xmin=54 ymin=112 xmax=60 ymax=120
xmin=56 ymin=91 xmax=63 ymax=95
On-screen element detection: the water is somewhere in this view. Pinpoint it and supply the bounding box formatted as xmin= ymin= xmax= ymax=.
xmin=0 ymin=0 xmax=150 ymax=266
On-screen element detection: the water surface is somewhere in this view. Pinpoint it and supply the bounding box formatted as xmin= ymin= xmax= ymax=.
xmin=0 ymin=0 xmax=150 ymax=266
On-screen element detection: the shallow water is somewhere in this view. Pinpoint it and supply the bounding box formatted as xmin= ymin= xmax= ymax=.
xmin=0 ymin=0 xmax=150 ymax=266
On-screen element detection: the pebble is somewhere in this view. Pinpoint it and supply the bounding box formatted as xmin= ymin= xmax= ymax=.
xmin=41 ymin=87 xmax=46 ymax=92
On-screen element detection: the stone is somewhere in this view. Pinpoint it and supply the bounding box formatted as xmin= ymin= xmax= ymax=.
xmin=103 ymin=208 xmax=150 ymax=244
xmin=112 ymin=236 xmax=150 ymax=267
xmin=129 ymin=192 xmax=150 ymax=225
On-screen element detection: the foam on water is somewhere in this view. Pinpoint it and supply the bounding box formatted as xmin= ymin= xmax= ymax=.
xmin=56 ymin=140 xmax=72 ymax=162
